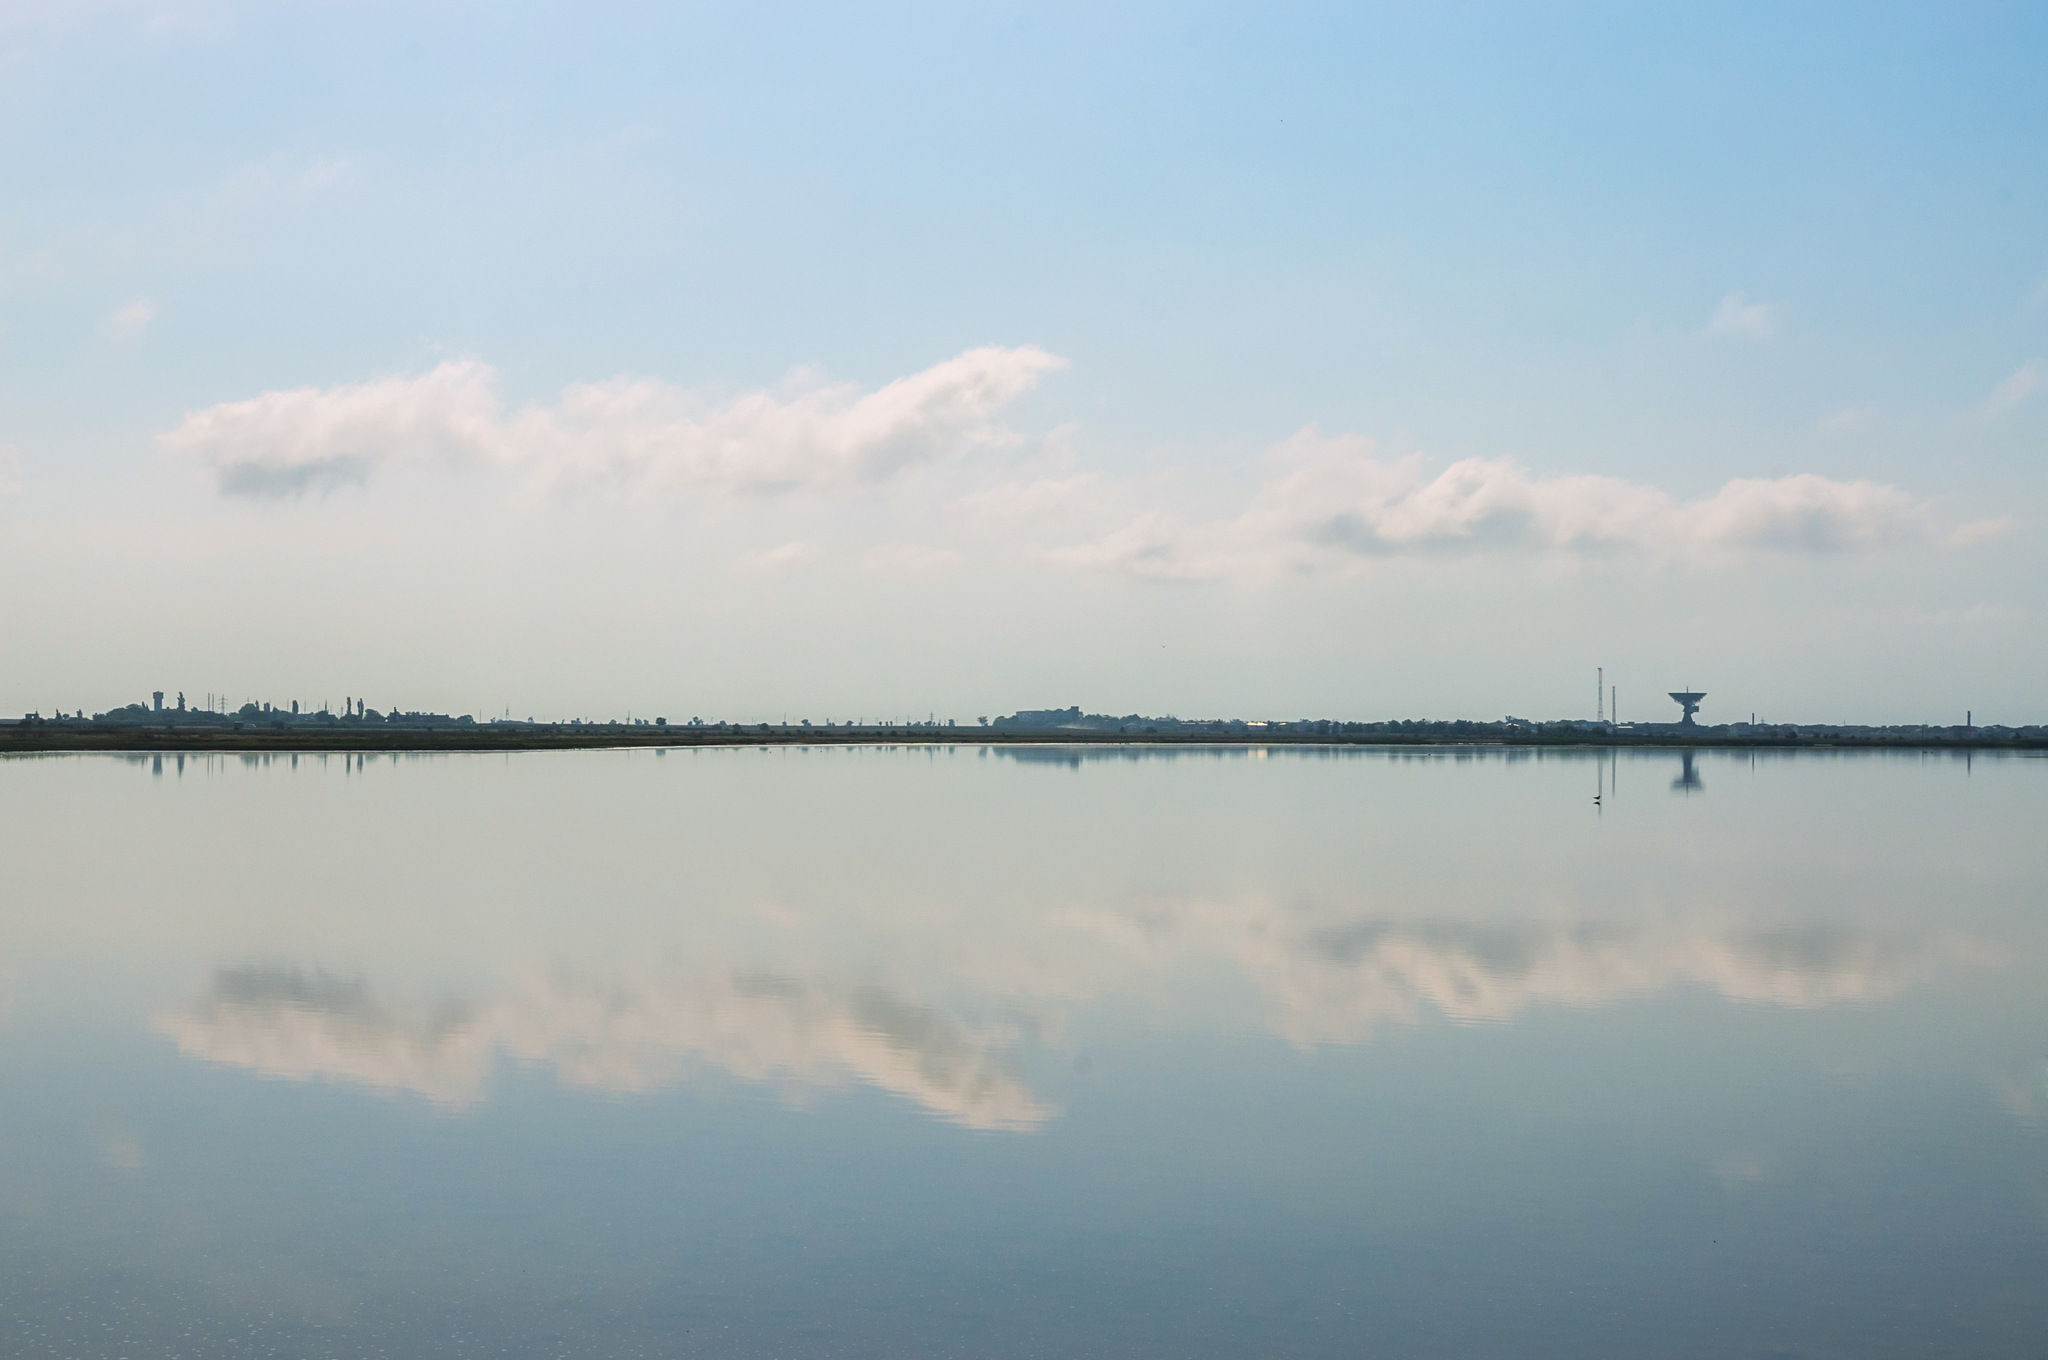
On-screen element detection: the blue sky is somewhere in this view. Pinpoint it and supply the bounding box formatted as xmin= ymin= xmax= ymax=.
xmin=2 ymin=2 xmax=2043 ymax=723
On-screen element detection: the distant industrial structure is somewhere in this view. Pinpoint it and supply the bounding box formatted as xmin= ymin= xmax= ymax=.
xmin=1668 ymin=690 xmax=1706 ymax=726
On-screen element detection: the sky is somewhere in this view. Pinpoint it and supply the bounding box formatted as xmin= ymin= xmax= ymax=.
xmin=2 ymin=1 xmax=2044 ymax=724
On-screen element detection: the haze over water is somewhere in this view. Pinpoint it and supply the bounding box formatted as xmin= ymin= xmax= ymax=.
xmin=1 ymin=746 xmax=2043 ymax=1357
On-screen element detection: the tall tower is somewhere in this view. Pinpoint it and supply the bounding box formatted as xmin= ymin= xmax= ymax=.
xmin=1597 ymin=668 xmax=1604 ymax=722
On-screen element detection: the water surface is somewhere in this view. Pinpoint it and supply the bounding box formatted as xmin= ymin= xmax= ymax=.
xmin=1 ymin=746 xmax=2042 ymax=1357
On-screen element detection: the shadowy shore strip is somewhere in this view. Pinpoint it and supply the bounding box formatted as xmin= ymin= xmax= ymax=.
xmin=6 ymin=727 xmax=2042 ymax=754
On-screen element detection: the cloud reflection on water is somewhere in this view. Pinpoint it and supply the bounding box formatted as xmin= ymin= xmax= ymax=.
xmin=157 ymin=966 xmax=1050 ymax=1130
xmin=1226 ymin=913 xmax=1985 ymax=1043
xmin=156 ymin=896 xmax=1991 ymax=1130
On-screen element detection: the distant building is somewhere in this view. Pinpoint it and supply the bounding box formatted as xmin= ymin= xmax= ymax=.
xmin=1000 ymin=706 xmax=1085 ymax=728
xmin=153 ymin=691 xmax=163 ymax=712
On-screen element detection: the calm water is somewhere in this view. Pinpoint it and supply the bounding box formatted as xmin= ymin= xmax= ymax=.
xmin=1 ymin=746 xmax=2043 ymax=1358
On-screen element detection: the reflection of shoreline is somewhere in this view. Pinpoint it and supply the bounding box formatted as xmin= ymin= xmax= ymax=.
xmin=987 ymin=745 xmax=1986 ymax=778
xmin=992 ymin=746 xmax=1690 ymax=768
xmin=157 ymin=966 xmax=1051 ymax=1131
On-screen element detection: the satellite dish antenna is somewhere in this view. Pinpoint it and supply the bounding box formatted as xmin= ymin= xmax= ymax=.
xmin=1668 ymin=690 xmax=1706 ymax=726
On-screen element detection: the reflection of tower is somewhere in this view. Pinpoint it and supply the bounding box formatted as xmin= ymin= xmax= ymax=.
xmin=1668 ymin=690 xmax=1705 ymax=726
xmin=1671 ymin=750 xmax=1704 ymax=795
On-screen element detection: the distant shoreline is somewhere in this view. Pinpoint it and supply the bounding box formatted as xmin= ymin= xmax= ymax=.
xmin=5 ymin=726 xmax=2042 ymax=754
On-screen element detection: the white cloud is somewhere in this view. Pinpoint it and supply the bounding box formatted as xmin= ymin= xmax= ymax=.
xmin=1048 ymin=430 xmax=1931 ymax=581
xmin=1 ymin=2 xmax=232 ymax=63
xmin=282 ymin=155 xmax=358 ymax=198
xmin=162 ymin=360 xmax=505 ymax=496
xmin=1895 ymin=601 xmax=2028 ymax=629
xmin=216 ymin=153 xmax=363 ymax=205
xmin=1816 ymin=406 xmax=1876 ymax=433
xmin=1708 ymin=292 xmax=1779 ymax=340
xmin=1947 ymin=517 xmax=2015 ymax=549
xmin=1680 ymin=473 xmax=1920 ymax=552
xmin=107 ymin=296 xmax=155 ymax=339
xmin=862 ymin=543 xmax=962 ymax=574
xmin=742 ymin=540 xmax=823 ymax=572
xmin=165 ymin=351 xmax=1957 ymax=584
xmin=1982 ymin=359 xmax=2047 ymax=416
xmin=951 ymin=473 xmax=1103 ymax=527
xmin=1049 ymin=510 xmax=1223 ymax=580
xmin=163 ymin=346 xmax=1069 ymax=499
